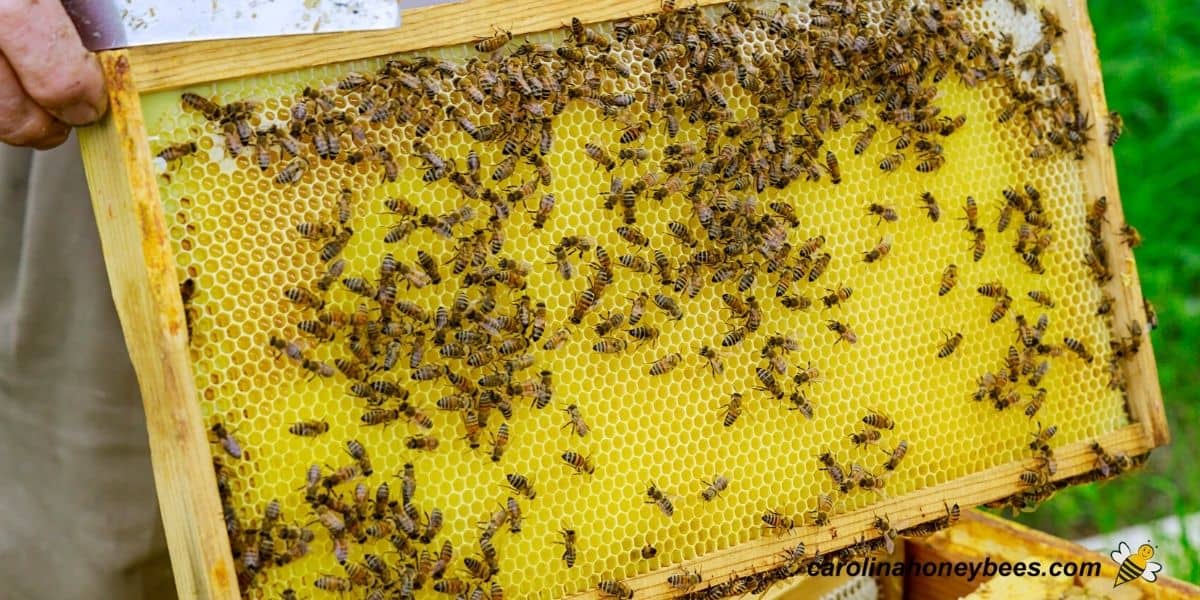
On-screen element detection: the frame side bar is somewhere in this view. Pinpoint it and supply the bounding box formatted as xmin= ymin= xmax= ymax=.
xmin=77 ymin=50 xmax=240 ymax=600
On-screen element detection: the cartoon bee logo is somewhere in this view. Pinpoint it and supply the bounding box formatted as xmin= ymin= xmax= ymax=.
xmin=1111 ymin=541 xmax=1163 ymax=587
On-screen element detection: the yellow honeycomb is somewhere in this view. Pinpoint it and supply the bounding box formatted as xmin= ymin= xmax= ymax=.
xmin=141 ymin=0 xmax=1132 ymax=597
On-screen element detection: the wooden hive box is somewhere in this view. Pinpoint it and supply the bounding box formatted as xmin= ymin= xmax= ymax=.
xmin=768 ymin=510 xmax=1200 ymax=599
xmin=77 ymin=0 xmax=1167 ymax=597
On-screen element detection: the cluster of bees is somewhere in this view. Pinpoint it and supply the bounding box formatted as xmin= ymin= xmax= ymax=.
xmin=159 ymin=0 xmax=1157 ymax=596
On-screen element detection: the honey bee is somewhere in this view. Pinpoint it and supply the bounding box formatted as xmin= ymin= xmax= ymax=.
xmin=698 ymin=345 xmax=724 ymax=377
xmin=938 ymin=331 xmax=963 ymax=358
xmin=1063 ymin=337 xmax=1094 ymax=362
xmin=274 ymin=157 xmax=307 ymax=185
xmin=561 ymin=451 xmax=595 ymax=475
xmin=616 ymin=225 xmax=649 ymax=247
xmin=850 ymin=428 xmax=882 ymax=447
xmin=879 ymin=152 xmax=904 ymax=172
xmin=808 ymin=252 xmax=831 ymax=281
xmin=648 ymin=352 xmax=682 ymax=375
xmin=826 ymin=320 xmax=857 ymax=344
xmin=585 ymin=142 xmax=616 ymax=171
xmin=808 ymin=493 xmax=834 ymax=526
xmin=971 ymin=227 xmax=986 ymax=262
xmin=287 ymin=420 xmax=329 ymax=437
xmin=700 ymin=475 xmax=729 ymax=502
xmin=320 ymin=227 xmax=353 ymax=262
xmin=542 ymin=327 xmax=570 ymax=351
xmin=883 ymin=440 xmax=909 ymax=471
xmin=862 ymin=409 xmax=894 ymax=430
xmin=825 ymin=150 xmax=842 ymax=184
xmin=873 ymin=516 xmax=899 ymax=554
xmin=867 ymin=203 xmax=899 ymax=224
xmin=552 ymin=527 xmax=576 ymax=568
xmin=181 ymin=92 xmax=223 ymax=120
xmin=721 ymin=392 xmax=743 ymax=427
xmin=721 ymin=325 xmax=747 ymax=348
xmin=977 ymin=281 xmax=1008 ymax=299
xmin=563 ymin=404 xmax=590 ymax=437
xmin=506 ymin=473 xmax=536 ymax=499
xmin=314 ymin=576 xmax=353 ymax=592
xmin=157 ymin=141 xmax=197 ymax=164
xmin=473 ymin=27 xmax=512 ymax=52
xmin=822 ymin=285 xmax=852 ymax=309
xmin=667 ymin=568 xmax=703 ymax=591
xmin=762 ymin=510 xmax=795 ymax=534
xmin=1107 ymin=111 xmax=1124 ymax=147
xmin=640 ymin=544 xmax=658 ymax=559
xmin=646 ymin=483 xmax=674 ymax=517
xmin=532 ymin=193 xmax=556 ymax=229
xmin=598 ymin=580 xmax=633 ymax=599
xmin=405 ymin=435 xmax=440 ymax=451
xmin=211 ymin=423 xmax=242 ymax=459
xmin=853 ymin=124 xmax=877 ymax=155
xmin=863 ymin=237 xmax=892 ymax=263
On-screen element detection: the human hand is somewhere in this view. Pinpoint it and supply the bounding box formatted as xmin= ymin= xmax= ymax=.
xmin=0 ymin=0 xmax=107 ymax=149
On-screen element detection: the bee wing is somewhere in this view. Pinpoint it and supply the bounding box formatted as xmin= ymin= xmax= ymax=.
xmin=1110 ymin=541 xmax=1132 ymax=563
xmin=1141 ymin=561 xmax=1164 ymax=582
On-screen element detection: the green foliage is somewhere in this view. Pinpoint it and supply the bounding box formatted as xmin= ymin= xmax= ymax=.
xmin=1010 ymin=0 xmax=1200 ymax=584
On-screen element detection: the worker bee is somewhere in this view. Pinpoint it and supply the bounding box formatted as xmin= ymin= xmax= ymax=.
xmin=313 ymin=576 xmax=353 ymax=592
xmin=698 ymin=345 xmax=724 ymax=377
xmin=405 ymin=435 xmax=439 ymax=451
xmin=646 ymin=483 xmax=674 ymax=517
xmin=822 ymin=285 xmax=852 ymax=308
xmin=721 ymin=325 xmax=748 ymax=347
xmin=962 ymin=196 xmax=979 ymax=230
xmin=320 ymin=227 xmax=353 ymax=263
xmin=542 ymin=327 xmax=570 ymax=351
xmin=598 ymin=580 xmax=633 ymax=599
xmin=873 ymin=516 xmax=899 ymax=554
xmin=616 ymin=225 xmax=649 ymax=247
xmin=971 ymin=227 xmax=986 ymax=262
xmin=808 ymin=493 xmax=834 ymax=526
xmin=938 ymin=331 xmax=963 ymax=358
xmin=553 ymin=404 xmax=590 ymax=440
xmin=640 ymin=544 xmax=658 ymax=559
xmin=853 ymin=124 xmax=877 ymax=155
xmin=648 ymin=352 xmax=682 ymax=375
xmin=473 ymin=27 xmax=512 ymax=52
xmin=879 ymin=153 xmax=904 ymax=172
xmin=531 ymin=193 xmax=556 ymax=229
xmin=1027 ymin=290 xmax=1055 ymax=308
xmin=592 ymin=337 xmax=627 ymax=354
xmin=585 ymin=142 xmax=616 ymax=171
xmin=211 ymin=423 xmax=242 ymax=459
xmin=867 ymin=203 xmax=899 ymax=224
xmin=883 ymin=440 xmax=909 ymax=471
xmin=561 ymin=451 xmax=595 ymax=475
xmin=157 ymin=141 xmax=197 ymax=164
xmin=1106 ymin=111 xmax=1124 ymax=147
xmin=550 ymin=527 xmax=576 ymax=568
xmin=506 ymin=473 xmax=536 ymax=499
xmin=287 ymin=420 xmax=329 ymax=437
xmin=862 ymin=409 xmax=894 ymax=430
xmin=274 ymin=157 xmax=307 ymax=185
xmin=700 ymin=475 xmax=729 ymax=502
xmin=667 ymin=568 xmax=703 ymax=591
xmin=181 ymin=92 xmax=223 ymax=120
xmin=850 ymin=428 xmax=882 ymax=447
xmin=762 ymin=510 xmax=795 ymax=533
xmin=825 ymin=150 xmax=842 ymax=184
xmin=918 ymin=192 xmax=941 ymax=222
xmin=1063 ymin=337 xmax=1094 ymax=362
xmin=977 ymin=281 xmax=1008 ymax=299
xmin=653 ymin=293 xmax=683 ymax=320
xmin=826 ymin=320 xmax=857 ymax=344
xmin=721 ymin=392 xmax=743 ymax=427
xmin=863 ymin=237 xmax=892 ymax=263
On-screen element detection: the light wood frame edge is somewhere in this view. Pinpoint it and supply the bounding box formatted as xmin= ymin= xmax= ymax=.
xmin=77 ymin=51 xmax=240 ymax=600
xmin=127 ymin=0 xmax=726 ymax=93
xmin=91 ymin=0 xmax=1168 ymax=597
xmin=1056 ymin=0 xmax=1168 ymax=446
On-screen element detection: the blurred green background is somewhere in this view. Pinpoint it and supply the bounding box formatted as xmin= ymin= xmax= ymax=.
xmin=1008 ymin=0 xmax=1200 ymax=584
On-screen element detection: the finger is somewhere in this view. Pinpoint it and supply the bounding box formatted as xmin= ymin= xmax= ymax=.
xmin=0 ymin=0 xmax=106 ymax=125
xmin=0 ymin=52 xmax=69 ymax=148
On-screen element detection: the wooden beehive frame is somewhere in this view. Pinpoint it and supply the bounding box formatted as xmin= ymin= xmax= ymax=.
xmin=77 ymin=0 xmax=1167 ymax=597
